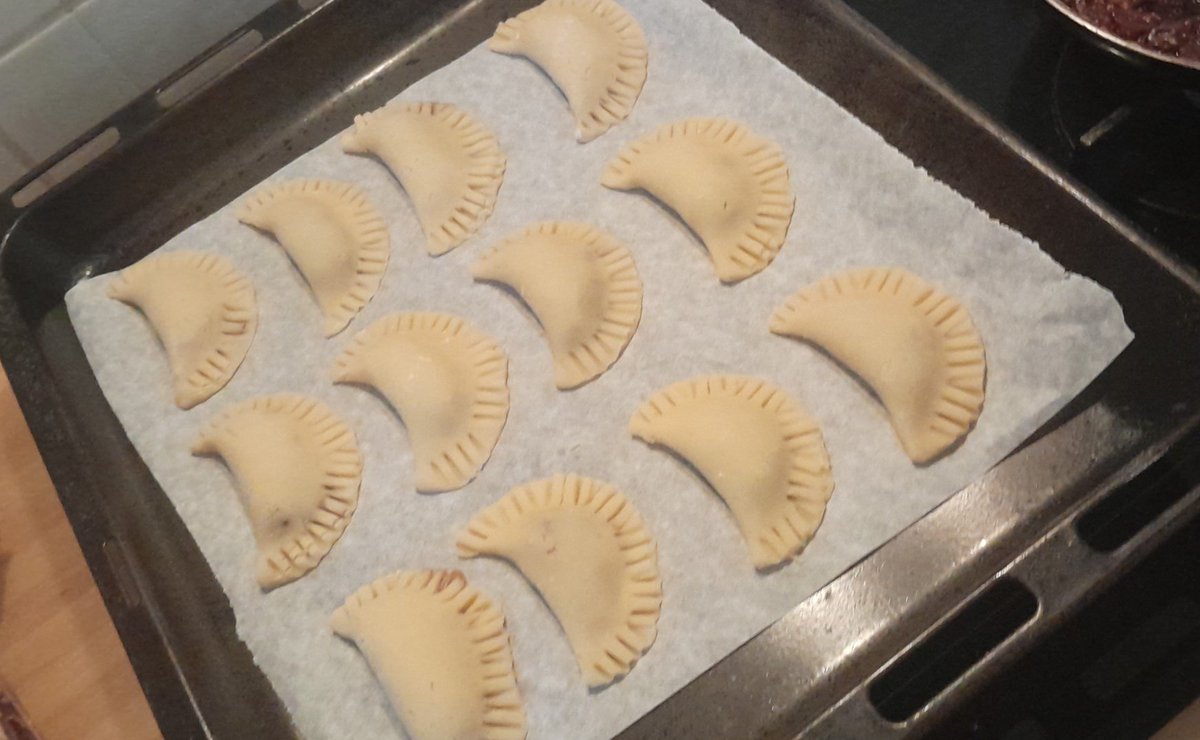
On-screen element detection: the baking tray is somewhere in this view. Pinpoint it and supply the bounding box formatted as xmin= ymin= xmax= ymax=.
xmin=2 ymin=0 xmax=1200 ymax=737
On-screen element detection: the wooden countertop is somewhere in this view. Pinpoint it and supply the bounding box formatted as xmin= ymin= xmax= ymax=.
xmin=0 ymin=367 xmax=160 ymax=740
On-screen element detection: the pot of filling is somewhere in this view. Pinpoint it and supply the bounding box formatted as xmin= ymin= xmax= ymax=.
xmin=1046 ymin=0 xmax=1200 ymax=76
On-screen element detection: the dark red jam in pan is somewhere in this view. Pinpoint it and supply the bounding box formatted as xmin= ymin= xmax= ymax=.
xmin=1066 ymin=0 xmax=1200 ymax=62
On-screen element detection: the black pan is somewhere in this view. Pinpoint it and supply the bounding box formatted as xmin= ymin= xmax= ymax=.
xmin=4 ymin=1 xmax=1200 ymax=738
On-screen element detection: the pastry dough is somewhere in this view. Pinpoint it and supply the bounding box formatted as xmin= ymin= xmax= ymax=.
xmin=107 ymin=251 xmax=256 ymax=409
xmin=630 ymin=375 xmax=833 ymax=569
xmin=601 ymin=118 xmax=794 ymax=283
xmin=237 ymin=179 xmax=389 ymax=336
xmin=457 ymin=474 xmax=661 ymax=687
xmin=331 ymin=569 xmax=526 ymax=740
xmin=472 ymin=221 xmax=642 ymax=389
xmin=332 ymin=312 xmax=509 ymax=492
xmin=192 ymin=394 xmax=361 ymax=588
xmin=770 ymin=266 xmax=986 ymax=464
xmin=342 ymin=102 xmax=506 ymax=255
xmin=490 ymin=0 xmax=648 ymax=142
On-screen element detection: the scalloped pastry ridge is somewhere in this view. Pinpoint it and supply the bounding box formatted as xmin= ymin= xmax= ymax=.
xmin=458 ymin=473 xmax=661 ymax=686
xmin=472 ymin=221 xmax=643 ymax=389
xmin=332 ymin=569 xmax=527 ymax=740
xmin=601 ymin=117 xmax=794 ymax=282
xmin=630 ymin=375 xmax=833 ymax=569
xmin=107 ymin=250 xmax=256 ymax=409
xmin=192 ymin=394 xmax=361 ymax=588
xmin=332 ymin=312 xmax=509 ymax=492
xmin=342 ymin=101 xmax=506 ymax=255
xmin=237 ymin=178 xmax=389 ymax=336
xmin=490 ymin=0 xmax=648 ymax=142
xmin=770 ymin=266 xmax=986 ymax=464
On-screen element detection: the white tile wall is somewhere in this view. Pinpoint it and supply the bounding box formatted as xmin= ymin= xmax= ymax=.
xmin=77 ymin=0 xmax=253 ymax=90
xmin=0 ymin=152 xmax=27 ymax=191
xmin=0 ymin=17 xmax=138 ymax=162
xmin=0 ymin=0 xmax=285 ymax=194
xmin=0 ymin=0 xmax=60 ymax=51
xmin=0 ymin=144 xmax=30 ymax=191
xmin=234 ymin=0 xmax=279 ymax=20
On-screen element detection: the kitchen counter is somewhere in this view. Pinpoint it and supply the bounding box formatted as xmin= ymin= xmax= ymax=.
xmin=0 ymin=366 xmax=159 ymax=740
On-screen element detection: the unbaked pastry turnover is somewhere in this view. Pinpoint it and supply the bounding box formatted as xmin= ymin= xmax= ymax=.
xmin=601 ymin=118 xmax=794 ymax=283
xmin=192 ymin=394 xmax=361 ymax=589
xmin=331 ymin=569 xmax=526 ymax=740
xmin=457 ymin=474 xmax=661 ymax=687
xmin=237 ymin=179 xmax=389 ymax=337
xmin=472 ymin=221 xmax=643 ymax=389
xmin=107 ymin=251 xmax=256 ymax=409
xmin=490 ymin=0 xmax=648 ymax=142
xmin=630 ymin=375 xmax=833 ymax=569
xmin=342 ymin=102 xmax=506 ymax=255
xmin=332 ymin=312 xmax=509 ymax=493
xmin=770 ymin=266 xmax=986 ymax=464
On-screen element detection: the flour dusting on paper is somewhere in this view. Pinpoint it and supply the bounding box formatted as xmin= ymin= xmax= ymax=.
xmin=65 ymin=0 xmax=1133 ymax=737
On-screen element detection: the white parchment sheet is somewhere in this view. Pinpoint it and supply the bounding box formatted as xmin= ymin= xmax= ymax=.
xmin=65 ymin=0 xmax=1134 ymax=737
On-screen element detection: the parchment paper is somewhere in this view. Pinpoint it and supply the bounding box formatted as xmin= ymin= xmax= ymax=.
xmin=65 ymin=0 xmax=1134 ymax=736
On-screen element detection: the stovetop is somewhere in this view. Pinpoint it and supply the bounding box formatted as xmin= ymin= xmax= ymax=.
xmin=842 ymin=0 xmax=1199 ymax=260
